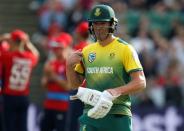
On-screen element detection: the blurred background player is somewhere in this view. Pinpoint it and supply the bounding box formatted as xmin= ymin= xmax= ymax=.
xmin=40 ymin=34 xmax=71 ymax=131
xmin=73 ymin=21 xmax=89 ymax=50
xmin=0 ymin=29 xmax=39 ymax=131
xmin=0 ymin=38 xmax=10 ymax=131
xmin=67 ymin=21 xmax=89 ymax=131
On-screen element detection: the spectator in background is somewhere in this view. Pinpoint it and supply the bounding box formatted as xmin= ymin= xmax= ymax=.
xmin=171 ymin=24 xmax=184 ymax=88
xmin=40 ymin=34 xmax=71 ymax=131
xmin=151 ymin=30 xmax=172 ymax=76
xmin=67 ymin=21 xmax=89 ymax=131
xmin=171 ymin=25 xmax=184 ymax=66
xmin=0 ymin=29 xmax=39 ymax=131
xmin=147 ymin=1 xmax=172 ymax=38
xmin=66 ymin=0 xmax=93 ymax=32
xmin=38 ymin=0 xmax=67 ymax=34
xmin=111 ymin=1 xmax=130 ymax=41
xmin=131 ymin=16 xmax=154 ymax=55
xmin=160 ymin=59 xmax=183 ymax=107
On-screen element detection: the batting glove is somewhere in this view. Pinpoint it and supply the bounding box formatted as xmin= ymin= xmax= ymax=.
xmin=70 ymin=87 xmax=102 ymax=106
xmin=87 ymin=90 xmax=117 ymax=119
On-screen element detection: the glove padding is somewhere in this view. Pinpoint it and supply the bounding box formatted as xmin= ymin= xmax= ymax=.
xmin=87 ymin=90 xmax=116 ymax=119
xmin=70 ymin=87 xmax=102 ymax=106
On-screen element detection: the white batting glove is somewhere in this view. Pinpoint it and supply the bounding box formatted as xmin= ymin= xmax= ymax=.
xmin=70 ymin=87 xmax=102 ymax=106
xmin=87 ymin=90 xmax=117 ymax=119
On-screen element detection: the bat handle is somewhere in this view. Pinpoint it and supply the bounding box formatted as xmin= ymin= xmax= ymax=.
xmin=70 ymin=95 xmax=78 ymax=100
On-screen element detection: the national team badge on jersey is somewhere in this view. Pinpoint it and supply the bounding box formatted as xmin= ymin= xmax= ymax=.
xmin=88 ymin=53 xmax=96 ymax=63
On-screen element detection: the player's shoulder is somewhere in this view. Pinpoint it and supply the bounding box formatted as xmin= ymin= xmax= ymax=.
xmin=114 ymin=38 xmax=137 ymax=56
xmin=116 ymin=38 xmax=130 ymax=46
xmin=115 ymin=38 xmax=133 ymax=49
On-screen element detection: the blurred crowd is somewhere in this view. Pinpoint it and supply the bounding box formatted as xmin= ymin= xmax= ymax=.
xmin=1 ymin=0 xmax=184 ymax=131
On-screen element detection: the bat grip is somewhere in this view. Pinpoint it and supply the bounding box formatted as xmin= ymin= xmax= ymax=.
xmin=70 ymin=95 xmax=78 ymax=100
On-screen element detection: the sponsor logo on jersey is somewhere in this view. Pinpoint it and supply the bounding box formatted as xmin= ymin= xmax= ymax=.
xmin=109 ymin=52 xmax=115 ymax=59
xmin=88 ymin=53 xmax=96 ymax=63
xmin=87 ymin=67 xmax=113 ymax=74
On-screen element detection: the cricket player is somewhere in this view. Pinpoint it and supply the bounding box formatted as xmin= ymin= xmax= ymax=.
xmin=0 ymin=29 xmax=39 ymax=131
xmin=66 ymin=4 xmax=146 ymax=131
xmin=0 ymin=40 xmax=9 ymax=131
xmin=40 ymin=34 xmax=71 ymax=131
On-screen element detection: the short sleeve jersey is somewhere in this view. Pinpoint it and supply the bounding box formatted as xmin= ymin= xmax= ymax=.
xmin=1 ymin=50 xmax=38 ymax=96
xmin=75 ymin=37 xmax=143 ymax=116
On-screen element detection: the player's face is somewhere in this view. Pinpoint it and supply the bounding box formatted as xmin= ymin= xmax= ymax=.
xmin=53 ymin=47 xmax=64 ymax=59
xmin=92 ymin=22 xmax=111 ymax=41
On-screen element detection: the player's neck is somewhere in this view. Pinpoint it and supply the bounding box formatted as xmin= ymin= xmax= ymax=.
xmin=98 ymin=35 xmax=115 ymax=47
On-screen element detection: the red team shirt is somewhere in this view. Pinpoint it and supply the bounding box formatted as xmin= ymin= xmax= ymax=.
xmin=0 ymin=42 xmax=10 ymax=95
xmin=0 ymin=52 xmax=2 ymax=94
xmin=1 ymin=50 xmax=38 ymax=96
xmin=73 ymin=41 xmax=88 ymax=51
xmin=44 ymin=59 xmax=69 ymax=111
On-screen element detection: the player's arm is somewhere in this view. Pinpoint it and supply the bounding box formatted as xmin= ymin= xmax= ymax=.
xmin=107 ymin=70 xmax=146 ymax=97
xmin=66 ymin=50 xmax=84 ymax=90
xmin=42 ymin=62 xmax=69 ymax=90
xmin=50 ymin=74 xmax=70 ymax=90
xmin=23 ymin=34 xmax=40 ymax=58
xmin=87 ymin=70 xmax=146 ymax=119
xmin=107 ymin=44 xmax=146 ymax=96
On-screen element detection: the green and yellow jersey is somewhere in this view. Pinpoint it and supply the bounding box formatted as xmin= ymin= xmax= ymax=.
xmin=75 ymin=37 xmax=143 ymax=116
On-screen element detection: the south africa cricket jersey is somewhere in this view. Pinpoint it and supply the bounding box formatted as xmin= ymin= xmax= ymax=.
xmin=75 ymin=37 xmax=143 ymax=116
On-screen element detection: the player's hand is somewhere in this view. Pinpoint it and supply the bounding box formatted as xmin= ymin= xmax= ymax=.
xmin=70 ymin=87 xmax=102 ymax=106
xmin=0 ymin=33 xmax=11 ymax=41
xmin=66 ymin=50 xmax=82 ymax=67
xmin=45 ymin=65 xmax=57 ymax=81
xmin=87 ymin=90 xmax=117 ymax=119
xmin=21 ymin=34 xmax=29 ymax=43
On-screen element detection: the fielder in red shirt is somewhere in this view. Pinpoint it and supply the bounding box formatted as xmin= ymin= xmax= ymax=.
xmin=40 ymin=34 xmax=70 ymax=131
xmin=0 ymin=29 xmax=39 ymax=131
xmin=0 ymin=37 xmax=10 ymax=131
